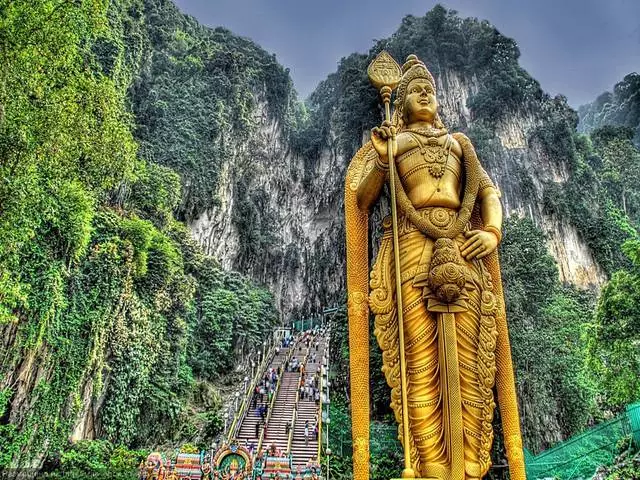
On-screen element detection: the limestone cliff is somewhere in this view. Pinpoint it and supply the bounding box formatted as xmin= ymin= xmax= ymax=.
xmin=578 ymin=72 xmax=640 ymax=146
xmin=189 ymin=102 xmax=347 ymax=317
xmin=183 ymin=41 xmax=608 ymax=323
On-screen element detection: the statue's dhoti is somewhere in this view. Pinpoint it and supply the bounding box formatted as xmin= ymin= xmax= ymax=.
xmin=370 ymin=208 xmax=498 ymax=479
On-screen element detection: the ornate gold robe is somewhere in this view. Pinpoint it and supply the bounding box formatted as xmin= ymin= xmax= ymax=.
xmin=344 ymin=137 xmax=525 ymax=480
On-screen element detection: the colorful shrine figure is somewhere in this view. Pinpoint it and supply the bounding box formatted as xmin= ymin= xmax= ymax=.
xmin=202 ymin=459 xmax=213 ymax=480
xmin=144 ymin=452 xmax=164 ymax=480
xmin=345 ymin=53 xmax=526 ymax=479
xmin=212 ymin=443 xmax=253 ymax=480
xmin=166 ymin=462 xmax=178 ymax=480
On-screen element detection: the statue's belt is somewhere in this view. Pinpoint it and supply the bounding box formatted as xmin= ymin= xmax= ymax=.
xmin=380 ymin=206 xmax=484 ymax=311
xmin=382 ymin=206 xmax=465 ymax=238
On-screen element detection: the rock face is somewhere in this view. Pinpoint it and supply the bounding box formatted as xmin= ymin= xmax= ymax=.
xmin=187 ymin=72 xmax=606 ymax=322
xmin=578 ymin=72 xmax=640 ymax=146
xmin=189 ymin=102 xmax=348 ymax=318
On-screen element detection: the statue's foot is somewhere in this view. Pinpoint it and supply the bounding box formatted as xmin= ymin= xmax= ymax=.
xmin=464 ymin=460 xmax=482 ymax=479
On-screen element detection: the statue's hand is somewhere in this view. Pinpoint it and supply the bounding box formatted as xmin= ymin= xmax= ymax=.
xmin=371 ymin=121 xmax=397 ymax=164
xmin=461 ymin=230 xmax=498 ymax=261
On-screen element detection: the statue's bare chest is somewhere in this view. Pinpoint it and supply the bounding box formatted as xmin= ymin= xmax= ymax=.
xmin=395 ymin=132 xmax=462 ymax=207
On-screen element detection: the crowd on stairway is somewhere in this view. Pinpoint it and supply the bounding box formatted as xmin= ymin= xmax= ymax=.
xmin=253 ymin=368 xmax=279 ymax=408
xmin=234 ymin=325 xmax=329 ymax=471
xmin=288 ymin=329 xmax=327 ymax=468
xmin=248 ymin=343 xmax=287 ymax=450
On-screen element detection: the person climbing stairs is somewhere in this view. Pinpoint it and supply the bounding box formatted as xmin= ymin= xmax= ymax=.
xmin=235 ymin=329 xmax=329 ymax=469
xmin=236 ymin=344 xmax=291 ymax=446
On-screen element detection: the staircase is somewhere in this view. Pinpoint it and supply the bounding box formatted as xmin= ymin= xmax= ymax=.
xmin=236 ymin=346 xmax=291 ymax=446
xmin=235 ymin=331 xmax=329 ymax=469
xmin=261 ymin=370 xmax=298 ymax=454
xmin=289 ymin=336 xmax=326 ymax=468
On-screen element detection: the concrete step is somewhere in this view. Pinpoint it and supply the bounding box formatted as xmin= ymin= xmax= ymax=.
xmin=233 ymin=333 xmax=329 ymax=466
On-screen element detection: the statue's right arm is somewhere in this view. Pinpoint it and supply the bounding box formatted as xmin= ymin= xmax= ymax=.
xmin=356 ymin=125 xmax=396 ymax=211
xmin=356 ymin=159 xmax=386 ymax=212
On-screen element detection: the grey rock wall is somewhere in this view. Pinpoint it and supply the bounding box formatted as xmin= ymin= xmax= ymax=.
xmin=188 ymin=69 xmax=606 ymax=321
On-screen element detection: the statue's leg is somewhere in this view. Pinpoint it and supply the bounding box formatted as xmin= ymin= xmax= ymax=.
xmin=456 ymin=266 xmax=496 ymax=478
xmin=455 ymin=285 xmax=484 ymax=478
xmin=400 ymin=232 xmax=446 ymax=473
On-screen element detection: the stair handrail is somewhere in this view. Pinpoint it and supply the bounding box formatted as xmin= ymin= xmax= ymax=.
xmin=229 ymin=365 xmax=262 ymax=440
xmin=286 ymin=401 xmax=298 ymax=456
xmin=287 ymin=342 xmax=311 ymax=454
xmin=317 ymin=341 xmax=323 ymax=462
xmin=256 ymin=336 xmax=299 ymax=457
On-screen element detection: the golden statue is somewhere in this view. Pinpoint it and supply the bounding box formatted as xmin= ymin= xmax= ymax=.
xmin=344 ymin=53 xmax=525 ymax=480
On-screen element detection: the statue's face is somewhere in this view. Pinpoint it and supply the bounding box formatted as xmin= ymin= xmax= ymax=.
xmin=403 ymin=78 xmax=437 ymax=124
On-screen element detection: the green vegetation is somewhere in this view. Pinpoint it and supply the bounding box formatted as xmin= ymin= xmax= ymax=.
xmin=323 ymin=397 xmax=402 ymax=480
xmin=40 ymin=440 xmax=146 ymax=480
xmin=579 ymin=72 xmax=640 ymax=146
xmin=0 ymin=0 xmax=279 ymax=470
xmin=500 ymin=218 xmax=597 ymax=451
xmin=592 ymin=436 xmax=640 ymax=480
xmin=587 ymin=239 xmax=640 ymax=411
xmin=129 ymin=0 xmax=295 ymax=221
xmin=538 ymin=108 xmax=640 ymax=275
xmin=2 ymin=0 xmax=640 ymax=478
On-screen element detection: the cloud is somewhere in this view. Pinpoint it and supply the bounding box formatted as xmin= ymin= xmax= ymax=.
xmin=174 ymin=0 xmax=640 ymax=105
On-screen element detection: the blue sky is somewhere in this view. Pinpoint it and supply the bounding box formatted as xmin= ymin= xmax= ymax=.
xmin=173 ymin=0 xmax=640 ymax=107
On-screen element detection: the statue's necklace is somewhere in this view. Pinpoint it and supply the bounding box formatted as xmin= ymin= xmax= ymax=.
xmin=405 ymin=126 xmax=448 ymax=138
xmin=407 ymin=131 xmax=452 ymax=179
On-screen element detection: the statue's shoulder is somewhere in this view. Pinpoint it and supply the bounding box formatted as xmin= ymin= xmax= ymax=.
xmin=449 ymin=132 xmax=466 ymax=158
xmin=452 ymin=131 xmax=496 ymax=190
xmin=451 ymin=131 xmax=470 ymax=147
xmin=396 ymin=131 xmax=419 ymax=156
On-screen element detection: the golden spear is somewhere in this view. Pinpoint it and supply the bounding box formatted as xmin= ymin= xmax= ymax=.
xmin=367 ymin=51 xmax=415 ymax=479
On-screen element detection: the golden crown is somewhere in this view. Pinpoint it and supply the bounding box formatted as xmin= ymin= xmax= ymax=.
xmin=395 ymin=54 xmax=436 ymax=109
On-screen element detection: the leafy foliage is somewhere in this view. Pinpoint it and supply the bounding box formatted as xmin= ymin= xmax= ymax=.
xmin=539 ymin=108 xmax=640 ymax=275
xmin=500 ymin=217 xmax=597 ymax=452
xmin=595 ymin=438 xmax=640 ymax=480
xmin=579 ymin=72 xmax=640 ymax=146
xmin=587 ymin=239 xmax=640 ymax=410
xmin=40 ymin=440 xmax=146 ymax=480
xmin=129 ymin=0 xmax=296 ymax=221
xmin=0 ymin=0 xmax=280 ymax=469
xmin=324 ymin=397 xmax=401 ymax=480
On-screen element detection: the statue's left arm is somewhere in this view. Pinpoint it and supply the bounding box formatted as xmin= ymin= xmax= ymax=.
xmin=461 ymin=164 xmax=503 ymax=261
xmin=479 ymin=183 xmax=503 ymax=241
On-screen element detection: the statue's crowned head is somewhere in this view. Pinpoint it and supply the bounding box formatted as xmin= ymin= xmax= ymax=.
xmin=393 ymin=54 xmax=445 ymax=130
